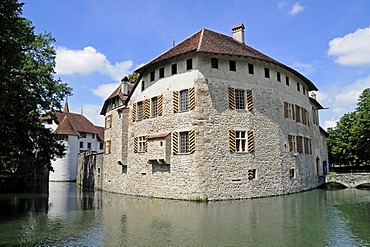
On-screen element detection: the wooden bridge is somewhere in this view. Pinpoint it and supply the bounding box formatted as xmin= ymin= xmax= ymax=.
xmin=325 ymin=173 xmax=370 ymax=188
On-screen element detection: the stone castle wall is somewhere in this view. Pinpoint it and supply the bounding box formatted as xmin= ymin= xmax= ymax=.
xmin=99 ymin=53 xmax=327 ymax=200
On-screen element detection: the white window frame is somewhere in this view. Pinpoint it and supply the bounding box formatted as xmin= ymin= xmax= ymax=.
xmin=151 ymin=97 xmax=158 ymax=117
xmin=287 ymin=103 xmax=293 ymax=119
xmin=291 ymin=135 xmax=297 ymax=152
xmin=235 ymin=131 xmax=247 ymax=153
xmin=179 ymin=131 xmax=189 ymax=154
xmin=235 ymin=89 xmax=245 ymax=110
xmin=180 ymin=89 xmax=189 ymax=112
xmin=138 ymin=136 xmax=145 ymax=153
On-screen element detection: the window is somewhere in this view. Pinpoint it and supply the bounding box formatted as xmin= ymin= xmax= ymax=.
xmin=137 ymin=101 xmax=143 ymax=121
xmin=138 ymin=136 xmax=146 ymax=153
xmin=287 ymin=103 xmax=294 ymax=119
xmin=296 ymin=105 xmax=301 ymax=122
xmin=303 ymin=87 xmax=306 ymax=95
xmin=99 ymin=142 xmax=104 ymax=150
xmin=105 ymin=115 xmax=112 ymax=129
xmin=180 ymin=131 xmax=189 ymax=154
xmin=92 ymin=133 xmax=95 ymax=139
xmin=171 ymin=63 xmax=177 ymax=75
xmin=248 ymin=63 xmax=254 ymax=74
xmin=150 ymin=71 xmax=155 ymax=82
xmin=229 ymin=60 xmax=236 ymax=71
xmin=235 ymin=131 xmax=247 ymax=152
xmin=151 ymin=97 xmax=158 ymax=117
xmin=297 ymin=82 xmax=300 ymax=91
xmin=79 ymin=142 xmax=84 ymax=148
xmin=247 ymin=169 xmax=256 ymax=180
xmin=105 ymin=140 xmax=111 ymax=154
xmin=87 ymin=142 xmax=91 ymax=149
xmin=141 ymin=81 xmax=145 ymax=91
xmin=264 ymin=68 xmax=270 ymax=78
xmin=290 ymin=135 xmax=297 ymax=152
xmin=289 ymin=168 xmax=295 ymax=178
xmin=80 ymin=132 xmax=86 ymax=138
xmin=186 ymin=58 xmax=193 ymax=70
xmin=211 ymin=58 xmax=218 ymax=69
xmin=235 ymin=89 xmax=245 ymax=110
xmin=180 ymin=89 xmax=189 ymax=112
xmin=286 ymin=76 xmax=290 ymax=86
xmin=277 ymin=72 xmax=281 ymax=82
xmin=159 ymin=67 xmax=165 ymax=78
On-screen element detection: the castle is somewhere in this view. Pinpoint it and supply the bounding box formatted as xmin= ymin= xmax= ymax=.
xmin=99 ymin=24 xmax=328 ymax=200
xmin=42 ymin=102 xmax=104 ymax=181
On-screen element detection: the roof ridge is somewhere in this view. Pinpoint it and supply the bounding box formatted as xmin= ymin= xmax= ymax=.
xmin=197 ymin=28 xmax=205 ymax=52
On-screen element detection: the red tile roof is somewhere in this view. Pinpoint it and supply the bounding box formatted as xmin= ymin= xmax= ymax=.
xmin=136 ymin=28 xmax=318 ymax=91
xmin=49 ymin=111 xmax=104 ymax=140
xmin=100 ymin=82 xmax=134 ymax=115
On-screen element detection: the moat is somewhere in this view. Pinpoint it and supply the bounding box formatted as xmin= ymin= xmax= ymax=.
xmin=1 ymin=182 xmax=370 ymax=246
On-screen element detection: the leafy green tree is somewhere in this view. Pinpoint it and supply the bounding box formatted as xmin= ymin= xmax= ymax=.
xmin=0 ymin=0 xmax=72 ymax=191
xmin=127 ymin=72 xmax=139 ymax=84
xmin=327 ymin=88 xmax=370 ymax=167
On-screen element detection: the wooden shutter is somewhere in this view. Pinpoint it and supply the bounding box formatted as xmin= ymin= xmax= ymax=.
xmin=173 ymin=91 xmax=179 ymax=113
xmin=189 ymin=130 xmax=195 ymax=154
xmin=247 ymin=169 xmax=254 ymax=180
xmin=228 ymin=130 xmax=236 ymax=153
xmin=172 ymin=132 xmax=178 ymax=155
xmin=304 ymin=137 xmax=309 ymax=154
xmin=109 ymin=115 xmax=112 ymax=128
xmin=157 ymin=94 xmax=163 ymax=116
xmin=189 ymin=87 xmax=195 ymax=110
xmin=108 ymin=140 xmax=111 ymax=154
xmin=228 ymin=87 xmax=235 ymax=110
xmin=291 ymin=104 xmax=295 ymax=120
xmin=288 ymin=135 xmax=292 ymax=152
xmin=247 ymin=130 xmax=255 ymax=152
xmin=134 ymin=137 xmax=138 ymax=153
xmin=132 ymin=103 xmax=136 ymax=122
xmin=247 ymin=89 xmax=254 ymax=111
xmin=284 ymin=102 xmax=289 ymax=118
xmin=297 ymin=136 xmax=303 ymax=153
xmin=295 ymin=105 xmax=300 ymax=123
xmin=143 ymin=99 xmax=150 ymax=119
xmin=302 ymin=108 xmax=307 ymax=125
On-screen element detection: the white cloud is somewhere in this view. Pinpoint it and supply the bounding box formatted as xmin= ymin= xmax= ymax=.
xmin=289 ymin=2 xmax=304 ymax=15
xmin=335 ymin=90 xmax=361 ymax=104
xmin=315 ymin=91 xmax=328 ymax=102
xmin=55 ymin=46 xmax=133 ymax=80
xmin=91 ymin=82 xmax=121 ymax=100
xmin=328 ymin=26 xmax=370 ymax=66
xmin=323 ymin=118 xmax=339 ymax=131
xmin=82 ymin=104 xmax=104 ymax=126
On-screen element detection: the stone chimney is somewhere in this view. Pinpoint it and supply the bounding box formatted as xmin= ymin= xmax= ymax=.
xmin=121 ymin=76 xmax=129 ymax=95
xmin=232 ymin=23 xmax=245 ymax=44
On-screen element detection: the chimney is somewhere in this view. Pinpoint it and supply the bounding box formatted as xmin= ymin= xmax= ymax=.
xmin=121 ymin=76 xmax=129 ymax=95
xmin=232 ymin=23 xmax=245 ymax=44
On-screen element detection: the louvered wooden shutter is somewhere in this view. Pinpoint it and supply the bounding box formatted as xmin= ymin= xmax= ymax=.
xmin=173 ymin=91 xmax=179 ymax=113
xmin=292 ymin=104 xmax=295 ymax=120
xmin=132 ymin=103 xmax=136 ymax=122
xmin=288 ymin=135 xmax=292 ymax=152
xmin=302 ymin=108 xmax=307 ymax=125
xmin=172 ymin=132 xmax=178 ymax=155
xmin=297 ymin=136 xmax=303 ymax=153
xmin=143 ymin=99 xmax=150 ymax=119
xmin=109 ymin=115 xmax=112 ymax=128
xmin=228 ymin=87 xmax=235 ymax=110
xmin=284 ymin=102 xmax=289 ymax=118
xmin=247 ymin=89 xmax=253 ymax=111
xmin=189 ymin=130 xmax=195 ymax=154
xmin=295 ymin=105 xmax=300 ymax=123
xmin=228 ymin=130 xmax=236 ymax=153
xmin=157 ymin=94 xmax=163 ymax=116
xmin=134 ymin=137 xmax=138 ymax=153
xmin=304 ymin=137 xmax=309 ymax=154
xmin=247 ymin=130 xmax=255 ymax=152
xmin=189 ymin=87 xmax=195 ymax=110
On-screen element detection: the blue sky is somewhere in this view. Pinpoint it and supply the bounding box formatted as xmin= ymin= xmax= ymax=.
xmin=23 ymin=0 xmax=370 ymax=128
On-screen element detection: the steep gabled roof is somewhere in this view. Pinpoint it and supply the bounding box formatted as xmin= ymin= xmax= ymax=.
xmin=54 ymin=116 xmax=78 ymax=136
xmin=94 ymin=125 xmax=105 ymax=142
xmin=135 ymin=28 xmax=318 ymax=91
xmin=100 ymin=82 xmax=134 ymax=115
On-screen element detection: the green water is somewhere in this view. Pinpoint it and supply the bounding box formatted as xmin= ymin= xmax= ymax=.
xmin=0 ymin=182 xmax=370 ymax=246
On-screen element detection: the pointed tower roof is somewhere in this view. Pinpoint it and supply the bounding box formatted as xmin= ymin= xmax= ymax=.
xmin=63 ymin=100 xmax=70 ymax=113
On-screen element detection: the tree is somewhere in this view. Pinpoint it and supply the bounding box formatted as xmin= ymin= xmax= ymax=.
xmin=127 ymin=72 xmax=139 ymax=84
xmin=327 ymin=88 xmax=370 ymax=167
xmin=0 ymin=0 xmax=72 ymax=191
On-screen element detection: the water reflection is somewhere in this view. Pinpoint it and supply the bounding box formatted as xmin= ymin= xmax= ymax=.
xmin=0 ymin=183 xmax=370 ymax=246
